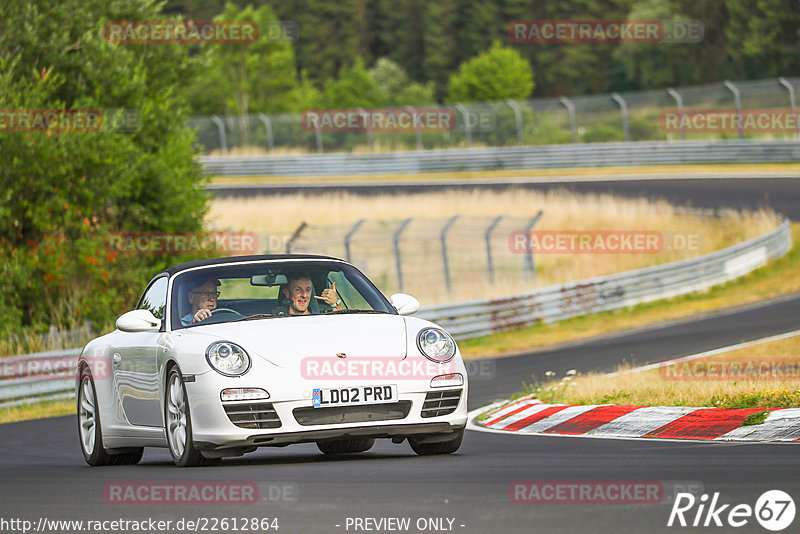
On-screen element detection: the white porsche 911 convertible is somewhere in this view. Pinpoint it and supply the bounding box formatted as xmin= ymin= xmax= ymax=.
xmin=76 ymin=255 xmax=467 ymax=467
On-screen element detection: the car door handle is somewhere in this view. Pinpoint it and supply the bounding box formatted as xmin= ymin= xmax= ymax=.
xmin=112 ymin=353 xmax=122 ymax=367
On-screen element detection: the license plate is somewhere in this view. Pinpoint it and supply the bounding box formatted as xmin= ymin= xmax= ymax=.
xmin=312 ymin=385 xmax=398 ymax=408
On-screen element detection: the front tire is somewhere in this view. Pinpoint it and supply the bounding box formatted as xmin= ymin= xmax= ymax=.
xmin=165 ymin=366 xmax=219 ymax=467
xmin=317 ymin=438 xmax=375 ymax=455
xmin=408 ymin=430 xmax=463 ymax=456
xmin=77 ymin=367 xmax=143 ymax=466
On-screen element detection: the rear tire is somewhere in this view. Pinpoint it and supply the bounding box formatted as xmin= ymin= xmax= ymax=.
xmin=77 ymin=366 xmax=143 ymax=466
xmin=409 ymin=430 xmax=463 ymax=456
xmin=165 ymin=366 xmax=219 ymax=467
xmin=317 ymin=438 xmax=375 ymax=455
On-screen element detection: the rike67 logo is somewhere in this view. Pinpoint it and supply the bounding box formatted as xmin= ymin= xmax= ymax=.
xmin=668 ymin=490 xmax=795 ymax=531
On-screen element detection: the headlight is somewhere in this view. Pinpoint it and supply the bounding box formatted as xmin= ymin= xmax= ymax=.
xmin=417 ymin=328 xmax=456 ymax=363
xmin=206 ymin=341 xmax=251 ymax=376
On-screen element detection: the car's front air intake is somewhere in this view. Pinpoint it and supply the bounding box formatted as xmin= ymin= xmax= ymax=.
xmin=293 ymin=401 xmax=411 ymax=426
xmin=224 ymin=402 xmax=282 ymax=429
xmin=421 ymin=389 xmax=462 ymax=418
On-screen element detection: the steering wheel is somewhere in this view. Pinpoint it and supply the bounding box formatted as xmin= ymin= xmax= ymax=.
xmin=210 ymin=307 xmax=243 ymax=316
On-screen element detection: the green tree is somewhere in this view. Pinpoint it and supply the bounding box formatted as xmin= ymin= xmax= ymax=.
xmin=186 ymin=3 xmax=302 ymax=115
xmin=369 ymin=58 xmax=436 ymax=106
xmin=613 ymin=0 xmax=704 ymax=88
xmin=0 ymin=0 xmax=209 ymax=335
xmin=725 ymin=0 xmax=800 ymax=79
xmin=265 ymin=0 xmax=371 ymax=85
xmin=447 ymin=41 xmax=534 ymax=102
xmin=368 ymin=0 xmax=430 ymax=82
xmin=321 ymin=58 xmax=383 ymax=109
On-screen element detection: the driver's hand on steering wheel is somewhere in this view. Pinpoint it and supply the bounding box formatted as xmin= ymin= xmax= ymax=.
xmin=192 ymin=307 xmax=213 ymax=323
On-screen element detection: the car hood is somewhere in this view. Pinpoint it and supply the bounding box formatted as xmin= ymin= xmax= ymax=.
xmin=180 ymin=313 xmax=408 ymax=370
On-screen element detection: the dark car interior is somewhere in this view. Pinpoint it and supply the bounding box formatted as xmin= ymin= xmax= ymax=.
xmin=175 ymin=269 xmax=336 ymax=326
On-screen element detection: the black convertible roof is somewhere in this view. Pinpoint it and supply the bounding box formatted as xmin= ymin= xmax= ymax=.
xmin=161 ymin=254 xmax=346 ymax=276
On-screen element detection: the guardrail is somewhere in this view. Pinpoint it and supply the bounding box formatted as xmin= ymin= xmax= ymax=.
xmin=416 ymin=219 xmax=792 ymax=339
xmin=0 ymin=219 xmax=792 ymax=406
xmin=0 ymin=348 xmax=81 ymax=408
xmin=199 ymin=140 xmax=800 ymax=177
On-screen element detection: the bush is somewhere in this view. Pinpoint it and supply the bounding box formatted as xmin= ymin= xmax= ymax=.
xmin=580 ymin=124 xmax=625 ymax=143
xmin=0 ymin=0 xmax=210 ymax=339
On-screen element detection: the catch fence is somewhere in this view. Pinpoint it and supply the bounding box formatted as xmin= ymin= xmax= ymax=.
xmin=191 ymin=77 xmax=800 ymax=156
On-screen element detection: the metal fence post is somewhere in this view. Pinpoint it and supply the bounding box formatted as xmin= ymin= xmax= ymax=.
xmin=454 ymin=103 xmax=472 ymax=147
xmin=257 ymin=113 xmax=275 ymax=152
xmin=393 ymin=218 xmax=413 ymax=292
xmin=344 ymin=219 xmax=366 ymax=262
xmin=405 ymin=106 xmax=423 ymax=150
xmin=358 ymin=108 xmax=373 ymax=150
xmin=611 ymin=93 xmax=630 ymax=142
xmin=506 ymin=99 xmax=524 ymax=145
xmin=559 ymin=97 xmax=577 ymax=143
xmin=440 ymin=215 xmax=459 ymax=294
xmin=522 ymin=211 xmax=544 ymax=280
xmin=723 ymin=80 xmax=744 ymax=140
xmin=778 ymin=77 xmax=799 ymax=141
xmin=485 ymin=215 xmax=503 ymax=283
xmin=315 ymin=124 xmax=323 ymax=153
xmin=285 ymin=222 xmax=308 ymax=253
xmin=666 ymin=88 xmax=685 ymax=140
xmin=210 ymin=115 xmax=227 ymax=154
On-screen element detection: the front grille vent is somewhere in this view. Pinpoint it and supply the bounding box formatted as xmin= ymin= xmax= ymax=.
xmin=421 ymin=389 xmax=462 ymax=418
xmin=224 ymin=402 xmax=282 ymax=429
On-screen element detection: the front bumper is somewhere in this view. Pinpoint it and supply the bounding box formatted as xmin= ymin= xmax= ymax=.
xmin=195 ymin=421 xmax=465 ymax=451
xmin=185 ymin=369 xmax=468 ymax=450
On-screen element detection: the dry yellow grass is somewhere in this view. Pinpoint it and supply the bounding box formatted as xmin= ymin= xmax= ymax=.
xmin=208 ymin=189 xmax=779 ymax=304
xmin=535 ymin=333 xmax=800 ymax=408
xmin=459 ymin=223 xmax=800 ymax=358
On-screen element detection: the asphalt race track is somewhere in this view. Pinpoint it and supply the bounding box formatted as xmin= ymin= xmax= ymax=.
xmin=2 ymin=293 xmax=800 ymax=534
xmin=2 ymin=177 xmax=800 ymax=534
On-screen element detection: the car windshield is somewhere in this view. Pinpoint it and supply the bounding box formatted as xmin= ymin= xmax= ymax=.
xmin=170 ymin=260 xmax=395 ymax=329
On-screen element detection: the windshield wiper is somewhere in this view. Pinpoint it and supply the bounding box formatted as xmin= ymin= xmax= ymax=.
xmin=231 ymin=313 xmax=279 ymax=322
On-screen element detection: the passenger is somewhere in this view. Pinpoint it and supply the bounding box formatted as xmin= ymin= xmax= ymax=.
xmin=280 ymin=273 xmax=342 ymax=315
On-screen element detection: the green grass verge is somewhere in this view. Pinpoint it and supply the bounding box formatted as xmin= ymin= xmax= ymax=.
xmin=0 ymin=399 xmax=74 ymax=425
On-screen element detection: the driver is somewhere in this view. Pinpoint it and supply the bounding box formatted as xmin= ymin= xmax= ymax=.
xmin=280 ymin=273 xmax=342 ymax=315
xmin=181 ymin=278 xmax=221 ymax=326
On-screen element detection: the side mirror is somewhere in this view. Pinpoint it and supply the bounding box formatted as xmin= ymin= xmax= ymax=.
xmin=390 ymin=293 xmax=420 ymax=316
xmin=116 ymin=309 xmax=160 ymax=332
